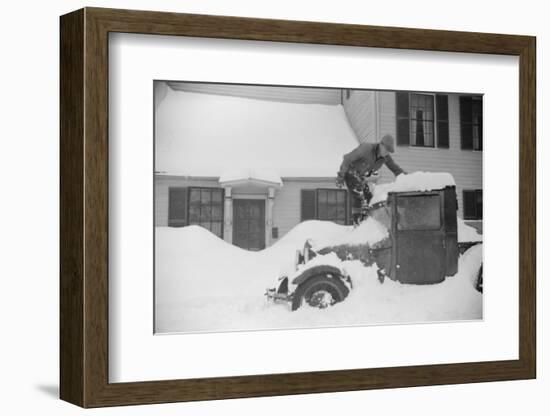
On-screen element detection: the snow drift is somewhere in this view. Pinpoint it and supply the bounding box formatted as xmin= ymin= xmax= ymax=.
xmin=458 ymin=218 xmax=483 ymax=243
xmin=155 ymin=219 xmax=482 ymax=334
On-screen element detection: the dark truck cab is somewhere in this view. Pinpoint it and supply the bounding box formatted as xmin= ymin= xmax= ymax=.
xmin=367 ymin=185 xmax=458 ymax=284
xmin=266 ymin=185 xmax=482 ymax=310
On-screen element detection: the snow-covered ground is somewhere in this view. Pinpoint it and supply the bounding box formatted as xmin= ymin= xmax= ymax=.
xmin=155 ymin=220 xmax=483 ymax=334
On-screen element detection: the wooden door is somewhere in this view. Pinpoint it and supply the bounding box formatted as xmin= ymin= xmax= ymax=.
xmin=233 ymin=199 xmax=266 ymax=251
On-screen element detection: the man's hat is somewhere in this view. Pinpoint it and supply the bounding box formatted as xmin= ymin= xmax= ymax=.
xmin=380 ymin=134 xmax=396 ymax=153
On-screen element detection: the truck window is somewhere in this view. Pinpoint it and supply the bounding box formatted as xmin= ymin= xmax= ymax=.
xmin=397 ymin=194 xmax=441 ymax=230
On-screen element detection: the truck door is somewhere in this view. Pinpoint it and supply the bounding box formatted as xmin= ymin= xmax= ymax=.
xmin=393 ymin=192 xmax=446 ymax=284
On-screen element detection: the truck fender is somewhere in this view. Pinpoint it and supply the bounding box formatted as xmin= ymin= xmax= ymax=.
xmin=291 ymin=265 xmax=351 ymax=289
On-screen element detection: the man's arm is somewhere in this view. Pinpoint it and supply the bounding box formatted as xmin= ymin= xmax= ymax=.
xmin=338 ymin=143 xmax=368 ymax=176
xmin=384 ymin=155 xmax=406 ymax=176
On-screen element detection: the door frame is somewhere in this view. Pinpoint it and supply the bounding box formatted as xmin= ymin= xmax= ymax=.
xmin=232 ymin=195 xmax=268 ymax=250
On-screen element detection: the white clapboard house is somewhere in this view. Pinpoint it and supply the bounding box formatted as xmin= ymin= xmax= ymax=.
xmin=155 ymin=82 xmax=482 ymax=251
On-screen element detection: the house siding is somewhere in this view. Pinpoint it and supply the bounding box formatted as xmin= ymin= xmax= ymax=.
xmin=346 ymin=91 xmax=483 ymax=220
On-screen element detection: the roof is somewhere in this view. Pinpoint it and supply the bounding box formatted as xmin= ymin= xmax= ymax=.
xmin=219 ymin=168 xmax=283 ymax=187
xmin=155 ymin=89 xmax=360 ymax=177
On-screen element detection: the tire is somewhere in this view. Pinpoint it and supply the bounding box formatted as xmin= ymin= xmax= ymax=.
xmin=291 ymin=274 xmax=350 ymax=311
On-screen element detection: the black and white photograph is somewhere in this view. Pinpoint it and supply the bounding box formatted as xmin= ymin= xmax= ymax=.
xmin=154 ymin=81 xmax=484 ymax=334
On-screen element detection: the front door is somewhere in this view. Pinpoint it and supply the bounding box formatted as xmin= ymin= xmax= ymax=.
xmin=393 ymin=192 xmax=446 ymax=284
xmin=233 ymin=199 xmax=266 ymax=251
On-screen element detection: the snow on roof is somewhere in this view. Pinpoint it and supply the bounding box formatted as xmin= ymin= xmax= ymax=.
xmin=370 ymin=172 xmax=456 ymax=204
xmin=155 ymin=89 xmax=360 ymax=177
xmin=219 ymin=168 xmax=282 ymax=186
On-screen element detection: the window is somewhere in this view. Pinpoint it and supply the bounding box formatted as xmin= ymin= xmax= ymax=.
xmin=188 ymin=187 xmax=224 ymax=237
xmin=168 ymin=187 xmax=224 ymax=237
xmin=463 ymin=189 xmax=482 ymax=220
xmin=410 ymin=93 xmax=435 ymax=147
xmin=396 ymin=194 xmax=441 ymax=230
xmin=460 ymin=96 xmax=483 ymax=150
xmin=301 ymin=189 xmax=348 ymax=225
xmin=396 ymin=92 xmax=449 ymax=148
xmin=317 ymin=189 xmax=347 ymax=225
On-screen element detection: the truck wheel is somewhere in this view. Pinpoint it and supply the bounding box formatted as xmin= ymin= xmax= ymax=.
xmin=291 ymin=274 xmax=349 ymax=311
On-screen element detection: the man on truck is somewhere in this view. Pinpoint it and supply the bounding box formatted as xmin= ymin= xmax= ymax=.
xmin=336 ymin=134 xmax=406 ymax=225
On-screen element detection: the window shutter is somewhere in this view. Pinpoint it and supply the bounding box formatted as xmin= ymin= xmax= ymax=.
xmin=460 ymin=96 xmax=473 ymax=149
xmin=475 ymin=189 xmax=483 ymax=219
xmin=168 ymin=187 xmax=188 ymax=227
xmin=463 ymin=190 xmax=476 ymax=220
xmin=436 ymin=94 xmax=449 ymax=148
xmin=346 ymin=191 xmax=352 ymax=225
xmin=396 ymin=92 xmax=410 ymax=146
xmin=301 ymin=189 xmax=317 ymax=221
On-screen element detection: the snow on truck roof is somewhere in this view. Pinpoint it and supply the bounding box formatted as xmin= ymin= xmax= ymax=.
xmin=370 ymin=172 xmax=456 ymax=205
xmin=155 ymin=89 xmax=360 ymax=177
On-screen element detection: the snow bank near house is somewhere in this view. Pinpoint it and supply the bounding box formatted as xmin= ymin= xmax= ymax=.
xmin=458 ymin=218 xmax=483 ymax=243
xmin=155 ymin=220 xmax=482 ymax=334
xmin=155 ymin=89 xmax=359 ymax=177
xmin=370 ymin=172 xmax=456 ymax=204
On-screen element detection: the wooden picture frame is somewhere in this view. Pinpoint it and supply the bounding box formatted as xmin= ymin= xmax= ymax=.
xmin=60 ymin=7 xmax=536 ymax=408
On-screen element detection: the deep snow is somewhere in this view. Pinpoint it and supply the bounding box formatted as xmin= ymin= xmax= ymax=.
xmin=458 ymin=218 xmax=483 ymax=243
xmin=155 ymin=89 xmax=359 ymax=177
xmin=155 ymin=220 xmax=482 ymax=334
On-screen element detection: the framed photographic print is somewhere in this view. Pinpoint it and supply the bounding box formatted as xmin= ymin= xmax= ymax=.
xmin=60 ymin=7 xmax=536 ymax=408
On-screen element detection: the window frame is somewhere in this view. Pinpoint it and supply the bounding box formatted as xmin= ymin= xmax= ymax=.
xmin=315 ymin=188 xmax=349 ymax=225
xmin=408 ymin=92 xmax=437 ymax=148
xmin=396 ymin=92 xmax=450 ymax=149
xmin=186 ymin=186 xmax=225 ymax=237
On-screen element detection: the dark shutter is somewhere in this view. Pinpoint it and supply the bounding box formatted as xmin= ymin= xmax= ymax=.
xmin=168 ymin=187 xmax=188 ymax=227
xmin=396 ymin=92 xmax=410 ymax=146
xmin=460 ymin=96 xmax=473 ymax=150
xmin=463 ymin=190 xmax=476 ymax=220
xmin=301 ymin=189 xmax=317 ymax=221
xmin=475 ymin=189 xmax=483 ymax=219
xmin=473 ymin=98 xmax=483 ymax=150
xmin=346 ymin=191 xmax=352 ymax=225
xmin=436 ymin=94 xmax=449 ymax=148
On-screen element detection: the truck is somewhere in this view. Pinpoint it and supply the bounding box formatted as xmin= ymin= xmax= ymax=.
xmin=266 ymin=183 xmax=483 ymax=311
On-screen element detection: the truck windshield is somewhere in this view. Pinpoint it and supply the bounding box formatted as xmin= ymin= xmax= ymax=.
xmin=397 ymin=194 xmax=441 ymax=230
